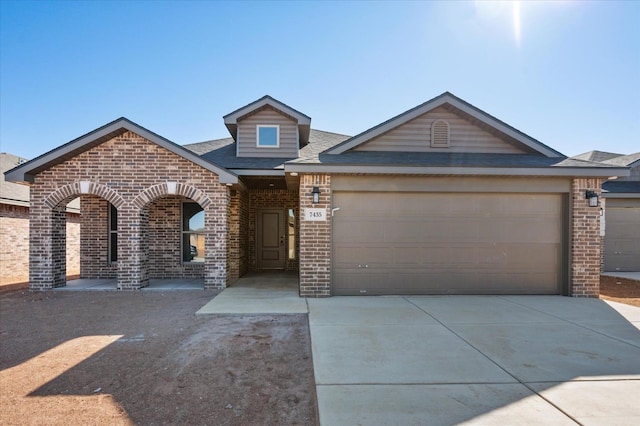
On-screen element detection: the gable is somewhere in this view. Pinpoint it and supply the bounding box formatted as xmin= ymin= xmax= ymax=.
xmin=354 ymin=106 xmax=527 ymax=154
xmin=327 ymin=92 xmax=563 ymax=157
xmin=4 ymin=118 xmax=237 ymax=185
xmin=236 ymin=106 xmax=299 ymax=158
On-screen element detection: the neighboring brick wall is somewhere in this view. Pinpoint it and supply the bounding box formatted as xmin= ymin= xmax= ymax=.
xmin=29 ymin=131 xmax=229 ymax=290
xmin=571 ymin=178 xmax=603 ymax=297
xmin=299 ymin=174 xmax=331 ymax=297
xmin=0 ymin=204 xmax=30 ymax=285
xmin=248 ymin=188 xmax=299 ymax=271
xmin=0 ymin=204 xmax=79 ymax=286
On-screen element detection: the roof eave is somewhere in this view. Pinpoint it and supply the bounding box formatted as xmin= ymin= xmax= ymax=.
xmin=284 ymin=163 xmax=630 ymax=177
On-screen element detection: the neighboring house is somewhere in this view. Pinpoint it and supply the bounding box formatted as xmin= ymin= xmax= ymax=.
xmin=0 ymin=153 xmax=80 ymax=286
xmin=4 ymin=93 xmax=630 ymax=297
xmin=574 ymin=151 xmax=640 ymax=272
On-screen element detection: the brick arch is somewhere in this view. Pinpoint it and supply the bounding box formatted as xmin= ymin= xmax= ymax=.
xmin=44 ymin=182 xmax=126 ymax=210
xmin=132 ymin=182 xmax=212 ymax=209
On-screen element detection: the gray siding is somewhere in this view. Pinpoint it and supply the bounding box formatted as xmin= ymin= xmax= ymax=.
xmin=237 ymin=107 xmax=299 ymax=158
xmin=355 ymin=107 xmax=525 ymax=154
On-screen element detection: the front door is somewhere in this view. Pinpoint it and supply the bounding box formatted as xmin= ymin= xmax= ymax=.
xmin=257 ymin=209 xmax=286 ymax=269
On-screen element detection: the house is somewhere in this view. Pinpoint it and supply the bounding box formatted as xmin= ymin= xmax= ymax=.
xmin=0 ymin=153 xmax=80 ymax=287
xmin=574 ymin=151 xmax=640 ymax=272
xmin=4 ymin=93 xmax=630 ymax=297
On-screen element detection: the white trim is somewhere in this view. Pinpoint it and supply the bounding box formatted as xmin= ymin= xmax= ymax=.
xmin=256 ymin=125 xmax=280 ymax=148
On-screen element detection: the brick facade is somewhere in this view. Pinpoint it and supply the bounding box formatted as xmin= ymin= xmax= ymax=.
xmin=298 ymin=174 xmax=331 ymax=297
xmin=29 ymin=131 xmax=229 ymax=290
xmin=570 ymin=177 xmax=603 ymax=297
xmin=0 ymin=204 xmax=79 ymax=286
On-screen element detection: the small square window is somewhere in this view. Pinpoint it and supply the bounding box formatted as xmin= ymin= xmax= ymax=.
xmin=257 ymin=125 xmax=279 ymax=147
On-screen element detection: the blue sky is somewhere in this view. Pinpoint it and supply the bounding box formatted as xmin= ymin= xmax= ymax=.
xmin=1 ymin=0 xmax=638 ymax=160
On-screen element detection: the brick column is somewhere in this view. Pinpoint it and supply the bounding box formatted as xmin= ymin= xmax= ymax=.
xmin=29 ymin=188 xmax=67 ymax=290
xmin=571 ymin=178 xmax=603 ymax=297
xmin=117 ymin=206 xmax=149 ymax=290
xmin=204 ymin=189 xmax=229 ymax=289
xmin=299 ymin=174 xmax=331 ymax=297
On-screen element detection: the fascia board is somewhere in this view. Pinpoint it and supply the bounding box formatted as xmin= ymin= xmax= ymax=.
xmin=602 ymin=192 xmax=640 ymax=198
xmin=284 ymin=164 xmax=631 ymax=177
xmin=224 ymin=96 xmax=311 ymax=125
xmin=230 ymin=169 xmax=285 ymax=176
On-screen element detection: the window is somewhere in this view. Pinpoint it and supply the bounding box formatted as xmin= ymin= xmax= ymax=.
xmin=182 ymin=202 xmax=204 ymax=263
xmin=257 ymin=125 xmax=279 ymax=147
xmin=431 ymin=120 xmax=450 ymax=147
xmin=109 ymin=203 xmax=117 ymax=262
xmin=288 ymin=208 xmax=295 ymax=260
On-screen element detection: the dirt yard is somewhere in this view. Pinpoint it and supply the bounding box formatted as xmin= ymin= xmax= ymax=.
xmin=600 ymin=275 xmax=640 ymax=307
xmin=0 ymin=290 xmax=317 ymax=425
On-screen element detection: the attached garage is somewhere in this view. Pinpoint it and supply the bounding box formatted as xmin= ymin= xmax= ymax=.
xmin=331 ymin=177 xmax=567 ymax=296
xmin=604 ymin=199 xmax=640 ymax=272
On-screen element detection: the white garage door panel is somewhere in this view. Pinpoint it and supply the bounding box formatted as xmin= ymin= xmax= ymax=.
xmin=333 ymin=192 xmax=564 ymax=295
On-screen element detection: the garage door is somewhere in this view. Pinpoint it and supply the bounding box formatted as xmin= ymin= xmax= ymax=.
xmin=604 ymin=200 xmax=640 ymax=272
xmin=332 ymin=192 xmax=564 ymax=295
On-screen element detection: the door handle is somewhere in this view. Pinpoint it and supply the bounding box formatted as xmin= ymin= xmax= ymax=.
xmin=280 ymin=235 xmax=285 ymax=246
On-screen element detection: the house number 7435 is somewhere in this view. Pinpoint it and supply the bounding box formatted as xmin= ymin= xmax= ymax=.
xmin=304 ymin=208 xmax=327 ymax=221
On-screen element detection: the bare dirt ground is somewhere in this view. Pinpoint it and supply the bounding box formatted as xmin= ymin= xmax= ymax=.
xmin=0 ymin=290 xmax=317 ymax=426
xmin=600 ymin=275 xmax=640 ymax=307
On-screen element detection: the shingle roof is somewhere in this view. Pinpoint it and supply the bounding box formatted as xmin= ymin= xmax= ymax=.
xmin=571 ymin=150 xmax=623 ymax=162
xmin=1 ymin=152 xmax=80 ymax=211
xmin=183 ymin=129 xmax=350 ymax=170
xmin=601 ymin=152 xmax=640 ymax=167
xmin=602 ymin=181 xmax=640 ymax=193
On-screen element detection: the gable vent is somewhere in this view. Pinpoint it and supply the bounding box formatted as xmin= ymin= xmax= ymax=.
xmin=431 ymin=120 xmax=450 ymax=148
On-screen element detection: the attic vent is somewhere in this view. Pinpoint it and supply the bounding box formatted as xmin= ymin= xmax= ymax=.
xmin=431 ymin=120 xmax=450 ymax=148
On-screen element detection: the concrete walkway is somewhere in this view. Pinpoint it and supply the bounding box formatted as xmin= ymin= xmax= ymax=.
xmin=308 ymin=296 xmax=640 ymax=425
xmin=196 ymin=271 xmax=307 ymax=314
xmin=601 ymin=271 xmax=640 ymax=281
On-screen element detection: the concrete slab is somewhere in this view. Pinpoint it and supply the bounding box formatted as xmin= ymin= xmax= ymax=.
xmin=407 ymin=296 xmax=563 ymax=325
xmin=450 ymin=322 xmax=640 ymax=382
xmin=310 ymin=322 xmax=516 ymax=385
xmin=308 ymin=295 xmax=640 ymax=425
xmin=196 ymin=272 xmax=307 ymax=315
xmin=529 ymin=380 xmax=640 ymax=426
xmin=308 ymin=296 xmax=438 ymax=326
xmin=317 ymin=384 xmax=575 ymax=426
xmin=501 ymin=296 xmax=640 ymax=323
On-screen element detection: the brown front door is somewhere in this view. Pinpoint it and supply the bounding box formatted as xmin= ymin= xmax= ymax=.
xmin=257 ymin=209 xmax=286 ymax=269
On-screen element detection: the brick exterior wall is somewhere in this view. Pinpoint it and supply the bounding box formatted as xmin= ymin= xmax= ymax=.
xmin=571 ymin=178 xmax=603 ymax=297
xmin=148 ymin=196 xmax=205 ymax=279
xmin=0 ymin=203 xmax=79 ymax=286
xmin=29 ymin=131 xmax=229 ymax=290
xmin=298 ymin=174 xmax=331 ymax=297
xmin=80 ymin=196 xmax=116 ymax=278
xmin=248 ymin=188 xmax=299 ymax=271
xmin=229 ymin=187 xmax=249 ymax=281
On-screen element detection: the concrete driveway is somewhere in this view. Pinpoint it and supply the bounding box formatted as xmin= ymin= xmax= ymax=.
xmin=308 ymin=296 xmax=640 ymax=425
